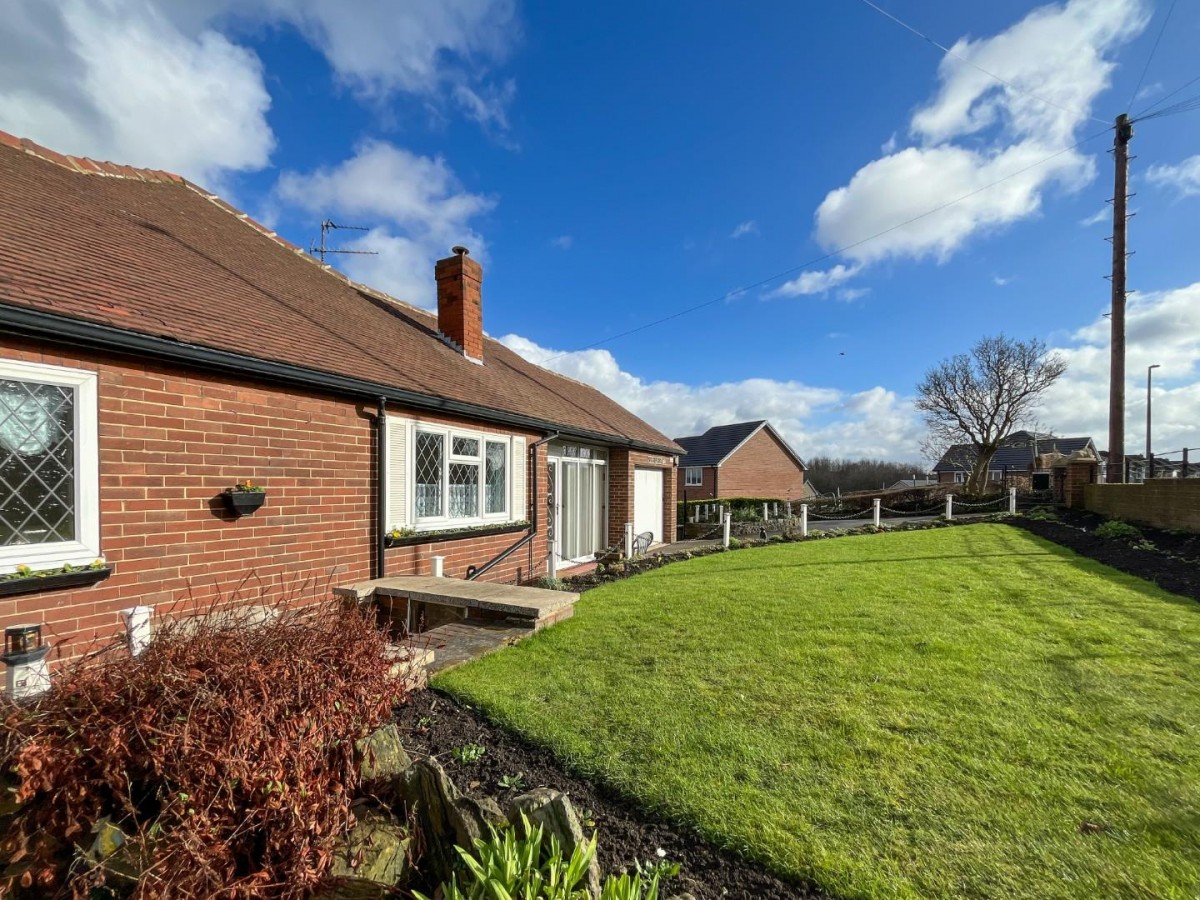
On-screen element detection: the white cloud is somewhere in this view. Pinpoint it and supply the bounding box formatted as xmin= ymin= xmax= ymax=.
xmin=237 ymin=0 xmax=518 ymax=100
xmin=992 ymin=274 xmax=1012 ymax=286
xmin=837 ymin=287 xmax=870 ymax=302
xmin=1043 ymin=282 xmax=1200 ymax=452
xmin=0 ymin=0 xmax=273 ymax=185
xmin=815 ymin=0 xmax=1145 ymax=266
xmin=769 ymin=264 xmax=861 ymax=298
xmin=550 ymin=235 xmax=573 ymax=250
xmin=730 ymin=220 xmax=759 ymax=239
xmin=498 ymin=335 xmax=925 ymax=460
xmin=274 ymin=140 xmax=494 ymax=306
xmin=881 ymin=133 xmax=898 ymax=154
xmin=1079 ymin=206 xmax=1110 ymax=226
xmin=1145 ymin=156 xmax=1200 ymax=197
xmin=0 ymin=0 xmax=521 ymax=187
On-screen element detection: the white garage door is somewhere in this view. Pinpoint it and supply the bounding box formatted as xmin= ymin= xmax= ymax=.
xmin=633 ymin=467 xmax=664 ymax=544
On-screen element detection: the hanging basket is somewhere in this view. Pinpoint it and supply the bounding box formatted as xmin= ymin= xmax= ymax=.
xmin=224 ymin=490 xmax=266 ymax=517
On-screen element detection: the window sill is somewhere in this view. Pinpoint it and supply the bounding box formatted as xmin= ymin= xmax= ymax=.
xmin=0 ymin=565 xmax=115 ymax=599
xmin=385 ymin=522 xmax=529 ymax=548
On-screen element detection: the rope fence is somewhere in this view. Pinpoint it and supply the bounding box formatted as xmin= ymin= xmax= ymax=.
xmin=807 ymin=507 xmax=874 ymax=521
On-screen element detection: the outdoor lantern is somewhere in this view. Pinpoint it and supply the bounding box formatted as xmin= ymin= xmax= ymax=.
xmin=3 ymin=623 xmax=51 ymax=700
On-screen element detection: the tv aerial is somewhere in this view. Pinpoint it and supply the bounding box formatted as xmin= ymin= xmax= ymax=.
xmin=309 ymin=219 xmax=379 ymax=264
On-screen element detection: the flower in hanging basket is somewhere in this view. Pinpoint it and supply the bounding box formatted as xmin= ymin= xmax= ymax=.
xmin=230 ymin=479 xmax=265 ymax=493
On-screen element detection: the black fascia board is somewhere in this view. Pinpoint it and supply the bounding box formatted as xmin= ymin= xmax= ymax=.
xmin=0 ymin=303 xmax=679 ymax=456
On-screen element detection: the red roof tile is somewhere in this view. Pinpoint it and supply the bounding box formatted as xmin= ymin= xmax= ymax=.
xmin=0 ymin=132 xmax=680 ymax=453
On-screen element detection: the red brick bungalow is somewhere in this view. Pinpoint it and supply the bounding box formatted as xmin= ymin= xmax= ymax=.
xmin=675 ymin=420 xmax=807 ymax=501
xmin=0 ymin=133 xmax=680 ymax=658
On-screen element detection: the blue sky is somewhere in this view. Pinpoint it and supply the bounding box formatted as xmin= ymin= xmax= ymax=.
xmin=2 ymin=0 xmax=1198 ymax=462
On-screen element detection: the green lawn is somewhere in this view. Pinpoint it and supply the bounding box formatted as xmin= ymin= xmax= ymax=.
xmin=435 ymin=525 xmax=1200 ymax=900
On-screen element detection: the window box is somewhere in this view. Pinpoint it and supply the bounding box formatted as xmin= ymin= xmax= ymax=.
xmin=385 ymin=521 xmax=528 ymax=548
xmin=0 ymin=563 xmax=114 ymax=598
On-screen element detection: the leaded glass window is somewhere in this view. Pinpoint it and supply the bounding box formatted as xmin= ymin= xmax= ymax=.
xmin=0 ymin=379 xmax=77 ymax=546
xmin=414 ymin=431 xmax=444 ymax=518
xmin=449 ymin=463 xmax=479 ymax=518
xmin=485 ymin=441 xmax=507 ymax=514
xmin=452 ymin=436 xmax=479 ymax=457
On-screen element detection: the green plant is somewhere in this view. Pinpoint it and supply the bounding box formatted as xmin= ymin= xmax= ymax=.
xmin=413 ymin=814 xmax=597 ymax=900
xmin=600 ymin=870 xmax=661 ymax=900
xmin=1094 ymin=519 xmax=1141 ymax=541
xmin=386 ymin=525 xmax=417 ymax=540
xmin=725 ymin=538 xmax=744 ymax=551
xmin=230 ymin=479 xmax=264 ymax=493
xmin=451 ymin=742 xmax=487 ymax=765
xmin=499 ymin=772 xmax=526 ymax=791
xmin=535 ymin=577 xmax=571 ymax=592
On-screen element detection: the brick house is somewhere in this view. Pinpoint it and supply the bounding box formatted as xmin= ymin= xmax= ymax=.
xmin=674 ymin=420 xmax=807 ymax=501
xmin=933 ymin=431 xmax=1097 ymax=489
xmin=0 ymin=132 xmax=681 ymax=658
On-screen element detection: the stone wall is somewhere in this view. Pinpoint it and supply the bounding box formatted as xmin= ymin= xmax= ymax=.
xmin=1083 ymin=479 xmax=1200 ymax=533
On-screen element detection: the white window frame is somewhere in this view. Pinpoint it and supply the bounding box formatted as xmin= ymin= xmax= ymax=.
xmin=411 ymin=423 xmax=513 ymax=530
xmin=684 ymin=466 xmax=703 ymax=486
xmin=0 ymin=359 xmax=101 ymax=575
xmin=954 ymin=471 xmax=970 ymax=484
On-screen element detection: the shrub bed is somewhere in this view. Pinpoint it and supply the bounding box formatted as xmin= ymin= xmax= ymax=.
xmin=1 ymin=601 xmax=414 ymax=899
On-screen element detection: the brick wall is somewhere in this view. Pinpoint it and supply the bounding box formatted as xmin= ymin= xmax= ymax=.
xmin=677 ymin=465 xmax=716 ymax=499
xmin=717 ymin=428 xmax=806 ymax=499
xmin=0 ymin=337 xmax=550 ymax=658
xmin=1083 ymin=479 xmax=1200 ymax=532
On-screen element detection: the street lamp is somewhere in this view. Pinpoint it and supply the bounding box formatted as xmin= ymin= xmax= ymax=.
xmin=1147 ymin=364 xmax=1161 ymax=478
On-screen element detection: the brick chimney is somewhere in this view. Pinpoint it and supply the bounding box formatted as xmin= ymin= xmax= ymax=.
xmin=435 ymin=246 xmax=483 ymax=362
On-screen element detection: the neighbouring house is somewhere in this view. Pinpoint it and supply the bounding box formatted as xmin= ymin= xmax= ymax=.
xmin=0 ymin=132 xmax=681 ymax=659
xmin=933 ymin=430 xmax=1097 ymax=489
xmin=674 ymin=420 xmax=807 ymax=501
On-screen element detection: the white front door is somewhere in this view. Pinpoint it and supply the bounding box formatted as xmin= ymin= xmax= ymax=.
xmin=634 ymin=467 xmax=664 ymax=543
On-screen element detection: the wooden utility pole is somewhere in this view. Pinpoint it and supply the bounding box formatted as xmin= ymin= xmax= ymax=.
xmin=1106 ymin=113 xmax=1133 ymax=483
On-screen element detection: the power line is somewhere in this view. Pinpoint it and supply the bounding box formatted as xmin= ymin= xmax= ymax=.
xmin=1133 ymin=72 xmax=1200 ymax=119
xmin=1126 ymin=0 xmax=1177 ymax=111
xmin=1134 ymin=92 xmax=1200 ymax=122
xmin=543 ymin=125 xmax=1114 ymax=363
xmin=855 ymin=0 xmax=1110 ymax=126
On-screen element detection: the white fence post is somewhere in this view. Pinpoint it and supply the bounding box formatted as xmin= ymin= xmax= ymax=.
xmin=430 ymin=555 xmax=445 ymax=578
xmin=786 ymin=501 xmax=792 ymax=519
xmin=945 ymin=493 xmax=954 ymax=521
xmin=873 ymin=498 xmax=881 ymax=528
xmin=762 ymin=502 xmax=769 ymax=521
xmin=800 ymin=503 xmax=808 ymax=537
xmin=722 ymin=512 xmax=731 ymax=549
xmin=1009 ymin=487 xmax=1017 ymax=514
xmin=624 ymin=522 xmax=634 ymax=558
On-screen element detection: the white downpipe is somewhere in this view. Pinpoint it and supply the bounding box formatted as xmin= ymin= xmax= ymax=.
xmin=624 ymin=522 xmax=634 ymax=558
xmin=121 ymin=605 xmax=153 ymax=657
xmin=762 ymin=502 xmax=769 ymax=521
xmin=800 ymin=504 xmax=808 ymax=537
xmin=873 ymin=498 xmax=881 ymax=528
xmin=1009 ymin=487 xmax=1017 ymax=514
xmin=430 ymin=556 xmax=445 ymax=578
xmin=945 ymin=493 xmax=954 ymax=520
xmin=722 ymin=512 xmax=731 ymax=549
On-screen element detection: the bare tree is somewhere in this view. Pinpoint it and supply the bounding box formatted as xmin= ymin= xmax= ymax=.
xmin=916 ymin=335 xmax=1067 ymax=494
